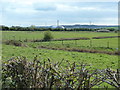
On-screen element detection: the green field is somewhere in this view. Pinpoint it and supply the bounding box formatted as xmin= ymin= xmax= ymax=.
xmin=2 ymin=31 xmax=119 ymax=88
xmin=2 ymin=44 xmax=118 ymax=70
xmin=27 ymin=38 xmax=118 ymax=52
xmin=2 ymin=31 xmax=118 ymax=41
xmin=2 ymin=31 xmax=119 ymax=69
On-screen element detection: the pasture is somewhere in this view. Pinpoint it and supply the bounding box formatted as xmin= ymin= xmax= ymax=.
xmin=27 ymin=38 xmax=118 ymax=52
xmin=2 ymin=31 xmax=119 ymax=88
xmin=2 ymin=31 xmax=118 ymax=41
xmin=2 ymin=44 xmax=118 ymax=70
xmin=2 ymin=31 xmax=119 ymax=69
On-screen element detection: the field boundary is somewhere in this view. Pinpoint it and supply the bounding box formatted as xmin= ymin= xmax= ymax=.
xmin=32 ymin=37 xmax=90 ymax=42
xmin=3 ymin=39 xmax=119 ymax=55
xmin=31 ymin=36 xmax=119 ymax=42
xmin=37 ymin=46 xmax=120 ymax=55
xmin=92 ymin=36 xmax=120 ymax=39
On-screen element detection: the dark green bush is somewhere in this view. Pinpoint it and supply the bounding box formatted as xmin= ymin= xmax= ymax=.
xmin=43 ymin=31 xmax=53 ymax=41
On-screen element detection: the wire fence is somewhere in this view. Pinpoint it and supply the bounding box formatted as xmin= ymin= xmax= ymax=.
xmin=2 ymin=36 xmax=118 ymax=50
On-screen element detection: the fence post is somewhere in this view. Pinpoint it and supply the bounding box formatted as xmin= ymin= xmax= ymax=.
xmin=25 ymin=38 xmax=27 ymax=42
xmin=107 ymin=41 xmax=109 ymax=48
xmin=90 ymin=39 xmax=92 ymax=47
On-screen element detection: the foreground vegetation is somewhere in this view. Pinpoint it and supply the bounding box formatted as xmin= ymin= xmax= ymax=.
xmin=2 ymin=56 xmax=120 ymax=89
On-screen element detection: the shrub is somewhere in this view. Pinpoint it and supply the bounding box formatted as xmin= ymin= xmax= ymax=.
xmin=43 ymin=31 xmax=53 ymax=41
xmin=2 ymin=56 xmax=120 ymax=89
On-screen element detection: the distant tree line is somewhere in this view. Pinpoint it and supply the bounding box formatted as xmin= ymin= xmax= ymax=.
xmin=106 ymin=28 xmax=117 ymax=31
xmin=0 ymin=25 xmax=117 ymax=31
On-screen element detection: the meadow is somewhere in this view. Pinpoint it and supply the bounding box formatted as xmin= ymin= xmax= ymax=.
xmin=2 ymin=31 xmax=119 ymax=69
xmin=27 ymin=38 xmax=118 ymax=52
xmin=2 ymin=44 xmax=118 ymax=70
xmin=2 ymin=31 xmax=118 ymax=41
xmin=2 ymin=31 xmax=119 ymax=88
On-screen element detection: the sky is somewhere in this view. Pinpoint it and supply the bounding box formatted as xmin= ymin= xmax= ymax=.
xmin=0 ymin=0 xmax=119 ymax=26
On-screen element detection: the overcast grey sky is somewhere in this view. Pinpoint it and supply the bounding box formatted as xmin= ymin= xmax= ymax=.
xmin=0 ymin=0 xmax=118 ymax=26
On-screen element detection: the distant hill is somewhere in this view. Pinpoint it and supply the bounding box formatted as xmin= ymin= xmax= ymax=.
xmin=62 ymin=25 xmax=118 ymax=29
xmin=36 ymin=25 xmax=118 ymax=29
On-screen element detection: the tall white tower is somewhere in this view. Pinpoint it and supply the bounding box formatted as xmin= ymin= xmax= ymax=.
xmin=57 ymin=20 xmax=59 ymax=26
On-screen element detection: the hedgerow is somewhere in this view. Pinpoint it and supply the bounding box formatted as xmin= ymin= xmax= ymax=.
xmin=2 ymin=56 xmax=120 ymax=89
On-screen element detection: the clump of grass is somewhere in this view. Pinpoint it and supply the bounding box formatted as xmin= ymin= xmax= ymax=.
xmin=4 ymin=40 xmax=25 ymax=47
xmin=2 ymin=56 xmax=120 ymax=89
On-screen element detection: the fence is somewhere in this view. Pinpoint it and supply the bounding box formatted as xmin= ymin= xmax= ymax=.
xmin=2 ymin=36 xmax=118 ymax=50
xmin=41 ymin=39 xmax=115 ymax=49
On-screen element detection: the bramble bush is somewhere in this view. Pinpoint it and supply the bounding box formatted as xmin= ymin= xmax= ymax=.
xmin=2 ymin=56 xmax=120 ymax=89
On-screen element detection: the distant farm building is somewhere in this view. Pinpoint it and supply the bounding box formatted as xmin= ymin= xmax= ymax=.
xmin=97 ymin=29 xmax=110 ymax=32
xmin=50 ymin=25 xmax=65 ymax=29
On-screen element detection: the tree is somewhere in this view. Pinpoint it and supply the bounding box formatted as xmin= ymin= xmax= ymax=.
xmin=1 ymin=25 xmax=9 ymax=31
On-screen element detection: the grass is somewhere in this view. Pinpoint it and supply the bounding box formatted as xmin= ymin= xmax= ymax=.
xmin=2 ymin=31 xmax=118 ymax=41
xmin=2 ymin=44 xmax=118 ymax=70
xmin=2 ymin=31 xmax=119 ymax=69
xmin=2 ymin=31 xmax=119 ymax=88
xmin=27 ymin=38 xmax=118 ymax=52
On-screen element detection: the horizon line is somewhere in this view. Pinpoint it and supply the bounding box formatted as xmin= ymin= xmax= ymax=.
xmin=0 ymin=24 xmax=118 ymax=27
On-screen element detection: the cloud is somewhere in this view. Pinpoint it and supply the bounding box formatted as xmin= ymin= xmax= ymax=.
xmin=0 ymin=1 xmax=118 ymax=26
xmin=34 ymin=3 xmax=57 ymax=11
